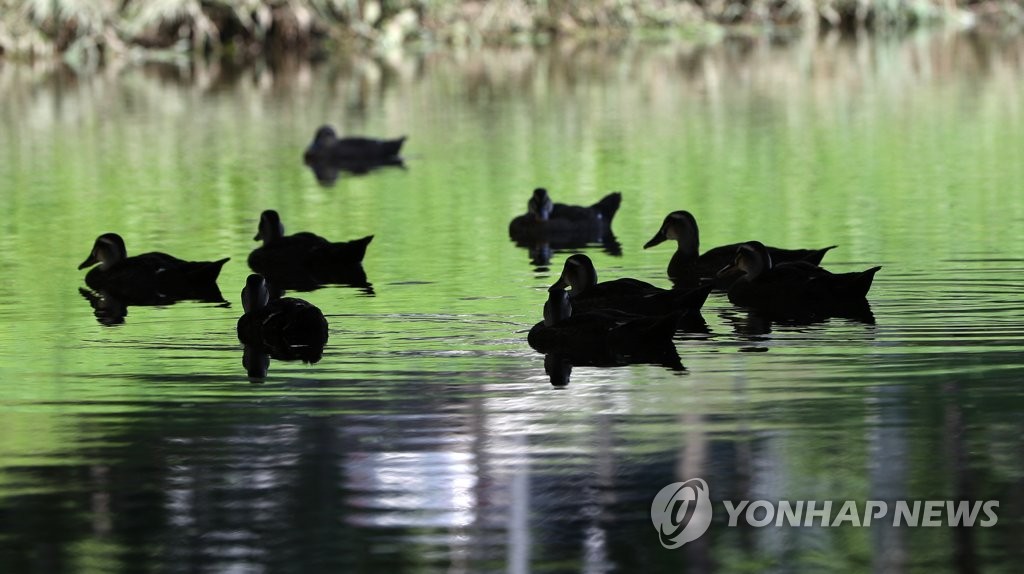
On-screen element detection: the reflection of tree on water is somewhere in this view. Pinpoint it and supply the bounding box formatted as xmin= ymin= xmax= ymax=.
xmin=0 ymin=372 xmax=1020 ymax=571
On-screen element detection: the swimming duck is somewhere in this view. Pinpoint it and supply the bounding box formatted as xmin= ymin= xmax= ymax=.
xmin=718 ymin=241 xmax=880 ymax=319
xmin=509 ymin=188 xmax=622 ymax=242
xmin=303 ymin=125 xmax=406 ymax=164
xmin=237 ymin=274 xmax=328 ymax=364
xmin=643 ymin=211 xmax=836 ymax=289
xmin=550 ymin=254 xmax=711 ymax=318
xmin=78 ymin=233 xmax=229 ymax=303
xmin=248 ymin=210 xmax=373 ymax=286
xmin=528 ymin=288 xmax=680 ymax=358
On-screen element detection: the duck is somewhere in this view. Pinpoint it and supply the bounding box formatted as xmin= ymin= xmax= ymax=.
xmin=718 ymin=241 xmax=881 ymax=319
xmin=237 ymin=274 xmax=329 ymax=364
xmin=550 ymin=254 xmax=711 ymax=318
xmin=508 ymin=188 xmax=622 ymax=243
xmin=528 ymin=288 xmax=680 ymax=358
xmin=78 ymin=233 xmax=229 ymax=303
xmin=248 ymin=210 xmax=373 ymax=286
xmin=643 ymin=211 xmax=836 ymax=289
xmin=302 ymin=125 xmax=405 ymax=165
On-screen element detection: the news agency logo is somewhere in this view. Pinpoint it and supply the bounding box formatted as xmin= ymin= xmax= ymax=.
xmin=651 ymin=478 xmax=1000 ymax=549
xmin=650 ymin=478 xmax=713 ymax=549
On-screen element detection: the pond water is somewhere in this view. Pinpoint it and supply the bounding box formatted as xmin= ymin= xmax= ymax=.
xmin=1 ymin=32 xmax=1023 ymax=572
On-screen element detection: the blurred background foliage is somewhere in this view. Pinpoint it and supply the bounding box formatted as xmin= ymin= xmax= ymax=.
xmin=0 ymin=0 xmax=1021 ymax=65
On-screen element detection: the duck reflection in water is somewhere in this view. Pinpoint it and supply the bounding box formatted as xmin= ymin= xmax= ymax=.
xmin=721 ymin=306 xmax=876 ymax=342
xmin=509 ymin=188 xmax=623 ymax=268
xmin=249 ymin=210 xmax=374 ymax=295
xmin=542 ymin=347 xmax=685 ymax=387
xmin=303 ymin=125 xmax=406 ymax=186
xmin=529 ymin=288 xmax=685 ymax=386
xmin=77 ymin=232 xmax=230 ymax=325
xmin=237 ymin=274 xmax=329 ymax=380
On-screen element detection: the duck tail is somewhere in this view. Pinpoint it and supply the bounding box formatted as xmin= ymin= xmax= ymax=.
xmin=191 ymin=257 xmax=230 ymax=283
xmin=673 ymin=283 xmax=713 ymax=313
xmin=350 ymin=235 xmax=374 ymax=261
xmin=591 ymin=192 xmax=622 ymax=223
xmin=806 ymin=245 xmax=839 ymax=266
xmin=850 ymin=266 xmax=881 ymax=298
xmin=326 ymin=235 xmax=374 ymax=266
xmin=383 ymin=137 xmax=406 ymax=157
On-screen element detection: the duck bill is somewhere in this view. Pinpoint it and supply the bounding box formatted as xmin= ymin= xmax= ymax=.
xmin=253 ymin=231 xmax=262 ymax=241
xmin=78 ymin=253 xmax=97 ymax=270
xmin=548 ymin=276 xmax=568 ymax=292
xmin=716 ymin=262 xmax=742 ymax=280
xmin=643 ymin=229 xmax=667 ymax=249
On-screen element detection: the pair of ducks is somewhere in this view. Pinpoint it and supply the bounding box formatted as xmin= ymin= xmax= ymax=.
xmin=79 ymin=210 xmax=371 ymax=364
xmin=645 ymin=211 xmax=880 ymax=317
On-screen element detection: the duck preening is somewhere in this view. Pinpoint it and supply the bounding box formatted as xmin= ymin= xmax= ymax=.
xmin=78 ymin=233 xmax=228 ymax=304
xmin=248 ymin=210 xmax=373 ymax=291
xmin=644 ymin=211 xmax=836 ymax=289
xmin=303 ymin=125 xmax=406 ymax=165
xmin=550 ymin=253 xmax=711 ymax=320
xmin=237 ymin=274 xmax=329 ymax=365
xmin=509 ymin=188 xmax=622 ymax=243
xmin=718 ymin=241 xmax=880 ymax=320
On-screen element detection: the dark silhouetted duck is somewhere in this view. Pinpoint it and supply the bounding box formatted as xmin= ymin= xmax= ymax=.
xmin=550 ymin=254 xmax=711 ymax=319
xmin=528 ymin=288 xmax=680 ymax=359
xmin=248 ymin=210 xmax=373 ymax=291
xmin=644 ymin=211 xmax=836 ymax=289
xmin=237 ymin=274 xmax=328 ymax=365
xmin=78 ymin=233 xmax=228 ymax=304
xmin=303 ymin=125 xmax=405 ymax=165
xmin=718 ymin=241 xmax=880 ymax=320
xmin=509 ymin=188 xmax=622 ymax=243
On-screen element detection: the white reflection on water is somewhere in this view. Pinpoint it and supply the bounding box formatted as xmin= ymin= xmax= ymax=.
xmin=345 ymin=451 xmax=478 ymax=527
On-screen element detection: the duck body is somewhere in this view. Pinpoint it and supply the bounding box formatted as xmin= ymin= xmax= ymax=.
xmin=645 ymin=211 xmax=835 ymax=289
xmin=249 ymin=232 xmax=373 ymax=270
xmin=303 ymin=125 xmax=405 ymax=164
xmin=722 ymin=241 xmax=880 ymax=319
xmin=237 ymin=274 xmax=328 ymax=363
xmin=509 ymin=188 xmax=621 ymax=243
xmin=551 ymin=254 xmax=711 ymax=319
xmin=78 ymin=233 xmax=228 ymax=304
xmin=248 ymin=210 xmax=372 ymax=289
xmin=528 ymin=289 xmax=680 ymax=358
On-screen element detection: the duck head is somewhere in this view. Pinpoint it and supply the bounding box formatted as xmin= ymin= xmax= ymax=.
xmin=304 ymin=125 xmax=339 ymax=161
xmin=644 ymin=211 xmax=700 ymax=256
xmin=543 ymin=286 xmax=573 ymax=326
xmin=241 ymin=274 xmax=271 ymax=313
xmin=78 ymin=233 xmax=127 ymax=270
xmin=528 ymin=188 xmax=554 ymax=221
xmin=718 ymin=241 xmax=772 ymax=281
xmin=312 ymin=125 xmax=338 ymax=147
xmin=254 ymin=210 xmax=286 ymax=243
xmin=550 ymin=254 xmax=598 ymax=294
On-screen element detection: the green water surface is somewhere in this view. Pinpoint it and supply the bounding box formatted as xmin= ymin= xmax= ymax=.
xmin=0 ymin=33 xmax=1022 ymax=572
